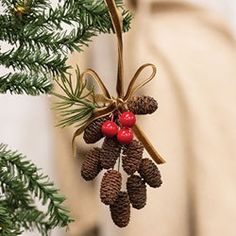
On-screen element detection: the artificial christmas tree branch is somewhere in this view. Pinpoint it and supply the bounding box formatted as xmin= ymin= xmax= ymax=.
xmin=0 ymin=0 xmax=132 ymax=95
xmin=0 ymin=72 xmax=52 ymax=95
xmin=0 ymin=144 xmax=73 ymax=235
xmin=0 ymin=0 xmax=132 ymax=234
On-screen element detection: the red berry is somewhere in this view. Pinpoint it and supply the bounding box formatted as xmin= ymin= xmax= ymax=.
xmin=101 ymin=121 xmax=118 ymax=137
xmin=117 ymin=128 xmax=134 ymax=144
xmin=119 ymin=111 xmax=136 ymax=127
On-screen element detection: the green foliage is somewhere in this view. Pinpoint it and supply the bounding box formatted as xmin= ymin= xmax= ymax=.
xmin=0 ymin=204 xmax=21 ymax=235
xmin=0 ymin=143 xmax=73 ymax=235
xmin=0 ymin=72 xmax=52 ymax=95
xmin=0 ymin=0 xmax=132 ymax=234
xmin=53 ymin=68 xmax=97 ymax=127
xmin=0 ymin=0 xmax=132 ymax=95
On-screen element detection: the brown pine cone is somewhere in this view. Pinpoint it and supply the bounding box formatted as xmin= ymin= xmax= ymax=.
xmin=100 ymin=138 xmax=121 ymax=169
xmin=83 ymin=117 xmax=108 ymax=144
xmin=122 ymin=140 xmax=144 ymax=175
xmin=138 ymin=158 xmax=162 ymax=188
xmin=127 ymin=175 xmax=147 ymax=209
xmin=127 ymin=96 xmax=158 ymax=115
xmin=100 ymin=170 xmax=122 ymax=205
xmin=110 ymin=191 xmax=131 ymax=227
xmin=81 ymin=148 xmax=102 ymax=181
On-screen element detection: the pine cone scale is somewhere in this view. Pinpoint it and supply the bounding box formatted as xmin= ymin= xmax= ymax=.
xmin=83 ymin=117 xmax=108 ymax=144
xmin=122 ymin=140 xmax=144 ymax=175
xmin=81 ymin=148 xmax=102 ymax=181
xmin=100 ymin=170 xmax=122 ymax=205
xmin=110 ymin=191 xmax=131 ymax=227
xmin=127 ymin=96 xmax=158 ymax=115
xmin=100 ymin=138 xmax=121 ymax=169
xmin=127 ymin=175 xmax=147 ymax=209
xmin=139 ymin=158 xmax=162 ymax=188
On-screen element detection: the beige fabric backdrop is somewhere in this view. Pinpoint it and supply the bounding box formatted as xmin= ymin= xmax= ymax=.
xmin=54 ymin=1 xmax=236 ymax=235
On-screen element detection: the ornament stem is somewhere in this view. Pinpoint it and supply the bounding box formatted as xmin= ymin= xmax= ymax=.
xmin=133 ymin=125 xmax=166 ymax=165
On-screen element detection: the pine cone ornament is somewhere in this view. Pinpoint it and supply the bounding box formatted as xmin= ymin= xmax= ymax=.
xmin=139 ymin=158 xmax=162 ymax=188
xmin=83 ymin=117 xmax=108 ymax=144
xmin=122 ymin=140 xmax=144 ymax=175
xmin=127 ymin=175 xmax=147 ymax=209
xmin=100 ymin=170 xmax=122 ymax=205
xmin=127 ymin=96 xmax=158 ymax=115
xmin=81 ymin=148 xmax=102 ymax=181
xmin=110 ymin=191 xmax=131 ymax=227
xmin=100 ymin=138 xmax=121 ymax=169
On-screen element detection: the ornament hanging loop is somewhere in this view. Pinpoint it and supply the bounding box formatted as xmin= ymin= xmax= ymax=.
xmin=104 ymin=0 xmax=124 ymax=98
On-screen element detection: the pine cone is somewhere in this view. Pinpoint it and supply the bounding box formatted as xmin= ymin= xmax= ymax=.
xmin=83 ymin=117 xmax=108 ymax=144
xmin=81 ymin=148 xmax=102 ymax=181
xmin=100 ymin=170 xmax=122 ymax=205
xmin=138 ymin=158 xmax=162 ymax=188
xmin=110 ymin=191 xmax=131 ymax=227
xmin=127 ymin=175 xmax=147 ymax=209
xmin=127 ymin=96 xmax=158 ymax=115
xmin=100 ymin=138 xmax=121 ymax=169
xmin=122 ymin=140 xmax=144 ymax=175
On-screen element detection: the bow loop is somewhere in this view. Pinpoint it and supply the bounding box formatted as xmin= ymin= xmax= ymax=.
xmin=81 ymin=69 xmax=112 ymax=100
xmin=124 ymin=63 xmax=157 ymax=101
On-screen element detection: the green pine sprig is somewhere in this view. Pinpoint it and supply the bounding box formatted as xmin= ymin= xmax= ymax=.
xmin=0 ymin=72 xmax=52 ymax=95
xmin=0 ymin=144 xmax=73 ymax=235
xmin=53 ymin=68 xmax=98 ymax=128
xmin=0 ymin=48 xmax=69 ymax=75
xmin=0 ymin=203 xmax=22 ymax=235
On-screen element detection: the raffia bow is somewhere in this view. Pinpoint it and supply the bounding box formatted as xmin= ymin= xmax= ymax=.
xmin=73 ymin=0 xmax=165 ymax=165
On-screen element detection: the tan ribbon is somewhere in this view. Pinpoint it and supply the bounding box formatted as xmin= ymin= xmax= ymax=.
xmin=73 ymin=0 xmax=165 ymax=165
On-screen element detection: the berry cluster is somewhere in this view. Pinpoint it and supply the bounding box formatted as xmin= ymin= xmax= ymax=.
xmin=80 ymin=96 xmax=162 ymax=227
xmin=101 ymin=111 xmax=136 ymax=144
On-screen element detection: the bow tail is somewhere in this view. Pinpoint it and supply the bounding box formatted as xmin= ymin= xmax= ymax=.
xmin=133 ymin=124 xmax=166 ymax=165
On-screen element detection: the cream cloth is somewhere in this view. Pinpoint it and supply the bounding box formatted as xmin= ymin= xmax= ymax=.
xmin=123 ymin=1 xmax=236 ymax=236
xmin=54 ymin=1 xmax=236 ymax=235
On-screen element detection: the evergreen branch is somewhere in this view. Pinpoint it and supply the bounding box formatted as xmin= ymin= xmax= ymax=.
xmin=20 ymin=25 xmax=92 ymax=53
xmin=0 ymin=144 xmax=73 ymax=233
xmin=0 ymin=14 xmax=80 ymax=53
xmin=0 ymin=169 xmax=49 ymax=235
xmin=19 ymin=0 xmax=132 ymax=33
xmin=0 ymin=202 xmax=22 ymax=235
xmin=14 ymin=207 xmax=49 ymax=235
xmin=2 ymin=0 xmax=50 ymax=14
xmin=0 ymin=0 xmax=132 ymax=52
xmin=53 ymin=69 xmax=96 ymax=127
xmin=56 ymin=0 xmax=132 ymax=33
xmin=0 ymin=72 xmax=52 ymax=95
xmin=0 ymin=0 xmax=12 ymax=10
xmin=0 ymin=15 xmax=17 ymax=43
xmin=0 ymin=0 xmax=132 ymax=100
xmin=0 ymin=170 xmax=50 ymax=234
xmin=0 ymin=48 xmax=68 ymax=75
xmin=0 ymin=168 xmax=33 ymax=208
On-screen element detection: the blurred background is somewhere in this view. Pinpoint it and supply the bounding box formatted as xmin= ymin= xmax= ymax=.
xmin=1 ymin=0 xmax=236 ymax=235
